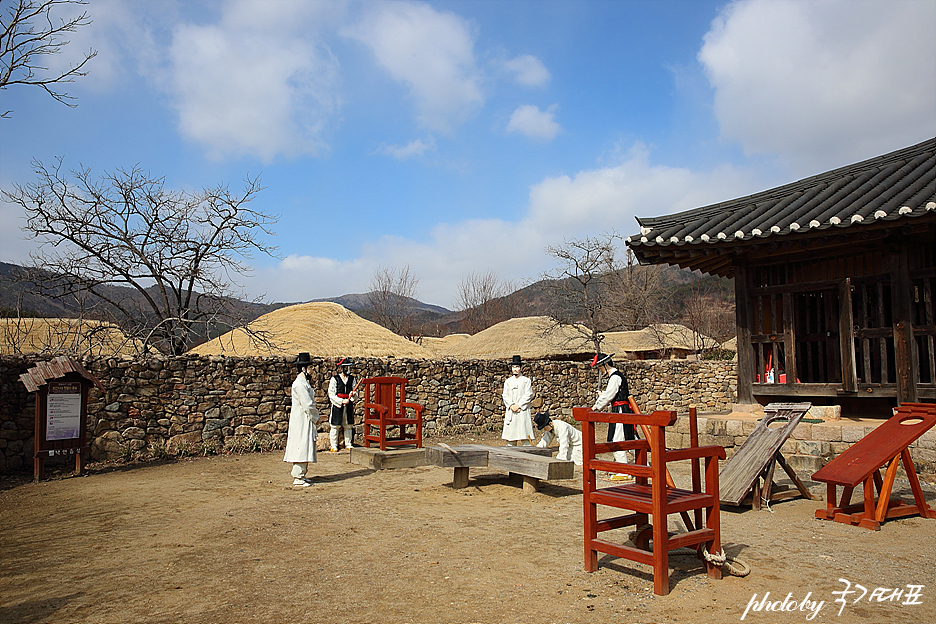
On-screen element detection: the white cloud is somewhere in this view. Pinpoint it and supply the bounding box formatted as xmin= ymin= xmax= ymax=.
xmin=526 ymin=142 xmax=759 ymax=237
xmin=166 ymin=0 xmax=343 ymax=161
xmin=506 ymin=104 xmax=561 ymax=141
xmin=246 ymin=143 xmax=763 ymax=306
xmin=501 ymin=54 xmax=551 ymax=88
xmin=699 ymin=0 xmax=936 ymax=173
xmin=375 ymin=136 xmax=437 ymax=159
xmin=344 ymin=0 xmax=484 ymax=133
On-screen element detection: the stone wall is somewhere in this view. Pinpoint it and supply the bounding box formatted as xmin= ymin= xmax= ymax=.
xmin=1 ymin=354 xmax=737 ymax=472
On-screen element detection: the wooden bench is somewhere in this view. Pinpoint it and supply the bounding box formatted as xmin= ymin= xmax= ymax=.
xmin=426 ymin=444 xmax=574 ymax=492
xmin=720 ymin=402 xmax=818 ymax=508
xmin=812 ymin=402 xmax=936 ymax=531
xmin=574 ymin=407 xmax=726 ymax=596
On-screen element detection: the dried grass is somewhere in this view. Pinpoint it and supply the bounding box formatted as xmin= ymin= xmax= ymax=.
xmin=442 ymin=316 xmax=593 ymax=360
xmin=0 ymin=318 xmax=143 ymax=357
xmin=188 ymin=301 xmax=435 ymax=358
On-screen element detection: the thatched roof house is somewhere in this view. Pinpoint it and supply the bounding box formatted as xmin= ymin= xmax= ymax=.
xmin=420 ymin=333 xmax=470 ymax=355
xmin=0 ymin=318 xmax=143 ymax=357
xmin=442 ymin=316 xmax=595 ymax=361
xmin=189 ymin=301 xmax=434 ymax=358
xmin=602 ymin=324 xmax=710 ymax=360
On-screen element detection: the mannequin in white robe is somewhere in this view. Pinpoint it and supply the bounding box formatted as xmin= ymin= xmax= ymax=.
xmin=536 ymin=417 xmax=583 ymax=466
xmin=283 ymin=359 xmax=320 ymax=486
xmin=502 ymin=356 xmax=534 ymax=445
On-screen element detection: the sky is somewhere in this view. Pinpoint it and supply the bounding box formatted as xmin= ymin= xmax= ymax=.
xmin=1 ymin=0 xmax=934 ymax=310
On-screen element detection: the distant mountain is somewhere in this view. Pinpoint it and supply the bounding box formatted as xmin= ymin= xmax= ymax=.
xmin=310 ymin=293 xmax=451 ymax=315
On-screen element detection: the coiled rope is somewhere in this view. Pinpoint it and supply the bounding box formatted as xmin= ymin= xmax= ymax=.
xmin=627 ymin=525 xmax=751 ymax=577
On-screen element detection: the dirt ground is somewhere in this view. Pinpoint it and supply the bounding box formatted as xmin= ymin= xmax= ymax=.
xmin=2 ymin=430 xmax=935 ymax=624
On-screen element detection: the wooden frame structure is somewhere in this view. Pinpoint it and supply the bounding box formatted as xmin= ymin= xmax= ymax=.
xmin=574 ymin=407 xmax=725 ymax=596
xmin=719 ymin=402 xmax=818 ymax=508
xmin=360 ymin=376 xmax=424 ymax=451
xmin=20 ymin=356 xmax=104 ymax=482
xmin=812 ymin=402 xmax=936 ymax=530
xmin=628 ymin=138 xmax=936 ymax=411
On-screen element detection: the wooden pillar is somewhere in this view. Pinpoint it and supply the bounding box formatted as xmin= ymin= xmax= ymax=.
xmin=734 ymin=263 xmax=755 ymax=404
xmin=892 ymin=246 xmax=917 ymax=403
xmin=839 ymin=278 xmax=858 ymax=392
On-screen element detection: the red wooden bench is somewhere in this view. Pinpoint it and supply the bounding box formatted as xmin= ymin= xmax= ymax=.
xmin=812 ymin=402 xmax=936 ymax=530
xmin=574 ymin=407 xmax=726 ymax=596
xmin=360 ymin=376 xmax=424 ymax=451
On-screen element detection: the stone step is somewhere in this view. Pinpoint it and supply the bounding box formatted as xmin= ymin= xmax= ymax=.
xmin=784 ymin=453 xmax=826 ymax=474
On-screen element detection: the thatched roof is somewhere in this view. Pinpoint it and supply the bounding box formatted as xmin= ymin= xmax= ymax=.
xmin=0 ymin=318 xmax=143 ymax=357
xmin=188 ymin=301 xmax=434 ymax=358
xmin=442 ymin=316 xmax=595 ymax=360
xmin=602 ymin=324 xmax=705 ymax=354
xmin=420 ymin=333 xmax=470 ymax=355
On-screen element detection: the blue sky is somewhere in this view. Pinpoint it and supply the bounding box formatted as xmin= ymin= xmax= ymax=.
xmin=1 ymin=0 xmax=934 ymax=309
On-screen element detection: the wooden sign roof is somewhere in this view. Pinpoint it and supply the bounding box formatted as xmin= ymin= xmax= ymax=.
xmin=19 ymin=356 xmax=105 ymax=393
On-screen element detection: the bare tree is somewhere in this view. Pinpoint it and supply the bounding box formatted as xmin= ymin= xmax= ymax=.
xmin=540 ymin=232 xmax=667 ymax=353
xmin=677 ymin=279 xmax=736 ymax=357
xmin=366 ymin=264 xmax=420 ymax=340
xmin=1 ymin=0 xmax=97 ymax=118
xmin=454 ymin=270 xmax=518 ymax=334
xmin=4 ymin=158 xmax=279 ymax=355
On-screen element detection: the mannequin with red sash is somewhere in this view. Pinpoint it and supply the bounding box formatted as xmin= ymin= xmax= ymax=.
xmin=327 ymin=358 xmax=356 ymax=452
xmin=591 ymin=352 xmax=636 ymax=475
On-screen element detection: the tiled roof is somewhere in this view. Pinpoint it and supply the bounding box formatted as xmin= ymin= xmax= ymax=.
xmin=627 ymin=137 xmax=936 ymax=275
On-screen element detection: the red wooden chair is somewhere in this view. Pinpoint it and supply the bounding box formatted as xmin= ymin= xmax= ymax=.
xmin=361 ymin=376 xmax=424 ymax=451
xmin=573 ymin=407 xmax=726 ymax=596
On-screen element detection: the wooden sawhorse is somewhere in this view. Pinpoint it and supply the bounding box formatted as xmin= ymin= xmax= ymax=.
xmin=812 ymin=402 xmax=936 ymax=530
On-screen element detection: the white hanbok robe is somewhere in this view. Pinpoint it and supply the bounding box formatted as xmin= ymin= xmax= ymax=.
xmin=283 ymin=372 xmax=321 ymax=464
xmin=536 ymin=419 xmax=583 ymax=465
xmin=501 ymin=374 xmax=534 ymax=441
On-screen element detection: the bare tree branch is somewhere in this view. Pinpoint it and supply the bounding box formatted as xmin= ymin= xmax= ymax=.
xmin=4 ymin=158 xmax=279 ymax=354
xmin=454 ymin=270 xmax=518 ymax=334
xmin=539 ymin=232 xmax=667 ymax=353
xmin=366 ymin=264 xmax=420 ymax=340
xmin=0 ymin=0 xmax=97 ymax=118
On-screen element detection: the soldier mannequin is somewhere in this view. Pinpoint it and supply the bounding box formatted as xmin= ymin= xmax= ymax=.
xmin=327 ymin=358 xmax=356 ymax=452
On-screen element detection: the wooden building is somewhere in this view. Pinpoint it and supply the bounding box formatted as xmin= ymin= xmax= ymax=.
xmin=627 ymin=138 xmax=936 ymax=414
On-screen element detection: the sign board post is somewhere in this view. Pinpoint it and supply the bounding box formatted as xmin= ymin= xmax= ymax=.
xmin=20 ymin=357 xmax=105 ymax=482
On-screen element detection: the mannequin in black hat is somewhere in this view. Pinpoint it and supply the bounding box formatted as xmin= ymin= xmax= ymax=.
xmin=283 ymin=353 xmax=321 ymax=486
xmin=501 ymin=355 xmax=535 ymax=446
xmin=534 ymin=411 xmax=583 ymax=465
xmin=591 ymin=352 xmax=636 ymax=481
xmin=327 ymin=358 xmax=356 ymax=452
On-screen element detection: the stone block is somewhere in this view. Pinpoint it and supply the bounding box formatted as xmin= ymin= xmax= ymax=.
xmin=791 ymin=422 xmax=812 ymax=440
xmin=797 ymin=440 xmax=831 ymax=456
xmin=807 ymin=405 xmax=841 ymax=421
xmin=811 ymin=425 xmax=842 ymax=442
xmin=786 ymin=454 xmax=825 ymax=473
xmin=726 ymin=419 xmax=744 ymax=437
xmin=840 ymin=426 xmax=867 ymax=443
xmin=780 ymin=439 xmax=799 ymax=455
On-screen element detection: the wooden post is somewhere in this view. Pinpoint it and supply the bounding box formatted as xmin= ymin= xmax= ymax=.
xmin=734 ymin=263 xmax=755 ymax=404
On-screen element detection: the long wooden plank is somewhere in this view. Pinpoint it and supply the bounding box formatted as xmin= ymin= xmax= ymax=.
xmin=425 ymin=445 xmax=489 ymax=468
xmin=719 ymin=402 xmax=811 ymax=505
xmin=487 ymin=447 xmax=574 ymax=480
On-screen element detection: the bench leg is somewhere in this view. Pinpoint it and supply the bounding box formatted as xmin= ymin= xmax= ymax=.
xmin=522 ymin=475 xmax=540 ymax=493
xmin=453 ymin=466 xmax=469 ymax=489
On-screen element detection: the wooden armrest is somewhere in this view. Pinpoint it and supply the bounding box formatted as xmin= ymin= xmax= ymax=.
xmin=401 ymin=402 xmax=424 ymax=414
xmin=665 ymin=445 xmax=726 ymax=462
xmin=363 ymin=403 xmax=388 ymax=414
